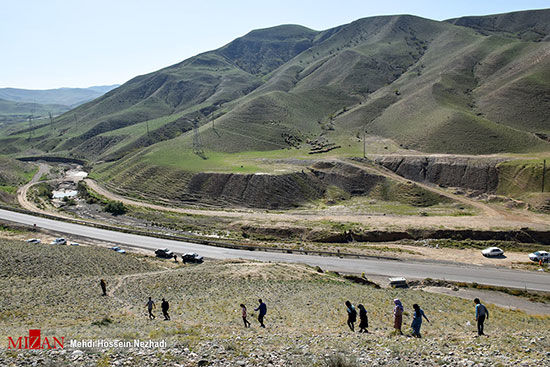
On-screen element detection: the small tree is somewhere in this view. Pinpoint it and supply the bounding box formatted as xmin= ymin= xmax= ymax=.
xmin=104 ymin=201 xmax=127 ymax=216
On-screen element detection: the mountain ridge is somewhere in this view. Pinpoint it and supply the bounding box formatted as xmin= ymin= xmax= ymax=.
xmin=1 ymin=9 xmax=549 ymax=160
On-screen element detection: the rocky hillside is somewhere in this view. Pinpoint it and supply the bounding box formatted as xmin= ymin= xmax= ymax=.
xmin=373 ymin=155 xmax=506 ymax=192
xmin=0 ymin=237 xmax=548 ymax=366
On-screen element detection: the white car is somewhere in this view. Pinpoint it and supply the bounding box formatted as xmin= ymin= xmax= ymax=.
xmin=50 ymin=238 xmax=67 ymax=245
xmin=481 ymin=247 xmax=504 ymax=257
xmin=26 ymin=238 xmax=41 ymax=244
xmin=70 ymin=242 xmax=80 ymax=246
xmin=529 ymin=251 xmax=549 ymax=262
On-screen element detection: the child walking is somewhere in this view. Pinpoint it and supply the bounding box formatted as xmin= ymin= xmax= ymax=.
xmin=240 ymin=304 xmax=251 ymax=328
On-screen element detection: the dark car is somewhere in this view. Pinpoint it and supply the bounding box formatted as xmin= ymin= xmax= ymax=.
xmin=155 ymin=248 xmax=174 ymax=258
xmin=182 ymin=252 xmax=203 ymax=264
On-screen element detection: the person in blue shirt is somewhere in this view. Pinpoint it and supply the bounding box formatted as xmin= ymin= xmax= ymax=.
xmin=474 ymin=298 xmax=489 ymax=336
xmin=345 ymin=300 xmax=357 ymax=332
xmin=411 ymin=304 xmax=430 ymax=338
xmin=255 ymin=299 xmax=267 ymax=328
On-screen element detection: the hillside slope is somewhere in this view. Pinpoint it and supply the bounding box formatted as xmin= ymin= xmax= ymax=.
xmin=0 ymin=85 xmax=119 ymax=124
xmin=0 ymin=98 xmax=69 ymax=124
xmin=0 ymin=85 xmax=119 ymax=106
xmin=1 ymin=9 xmax=549 ymax=162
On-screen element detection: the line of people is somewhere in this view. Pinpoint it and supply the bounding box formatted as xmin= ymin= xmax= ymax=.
xmin=144 ymin=296 xmax=268 ymax=329
xmin=346 ymin=298 xmax=489 ymax=337
xmin=99 ymin=280 xmax=490 ymax=337
xmin=345 ymin=299 xmax=430 ymax=337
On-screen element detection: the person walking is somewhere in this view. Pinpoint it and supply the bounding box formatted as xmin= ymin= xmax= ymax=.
xmin=358 ymin=304 xmax=369 ymax=333
xmin=161 ymin=298 xmax=170 ymax=320
xmin=173 ymin=254 xmax=178 ymax=263
xmin=474 ymin=298 xmax=489 ymax=336
xmin=411 ymin=304 xmax=430 ymax=338
xmin=345 ymin=301 xmax=357 ymax=332
xmin=393 ymin=299 xmax=404 ymax=335
xmin=255 ymin=299 xmax=267 ymax=328
xmin=100 ymin=279 xmax=107 ymax=296
xmin=240 ymin=304 xmax=251 ymax=328
xmin=146 ymin=297 xmax=156 ymax=320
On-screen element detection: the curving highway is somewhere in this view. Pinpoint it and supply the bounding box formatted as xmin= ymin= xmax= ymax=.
xmin=1 ymin=208 xmax=549 ymax=292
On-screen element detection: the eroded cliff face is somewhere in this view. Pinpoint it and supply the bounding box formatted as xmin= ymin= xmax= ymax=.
xmin=184 ymin=171 xmax=325 ymax=209
xmin=373 ymin=155 xmax=506 ymax=192
xmin=105 ymin=161 xmax=390 ymax=209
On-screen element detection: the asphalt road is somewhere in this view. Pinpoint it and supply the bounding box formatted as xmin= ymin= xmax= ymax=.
xmin=1 ymin=208 xmax=549 ymax=292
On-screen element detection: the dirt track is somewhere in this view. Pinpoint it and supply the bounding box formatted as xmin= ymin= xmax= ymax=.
xmin=83 ymin=158 xmax=550 ymax=231
xmin=15 ymin=159 xmax=550 ymax=232
xmin=16 ymin=163 xmax=52 ymax=215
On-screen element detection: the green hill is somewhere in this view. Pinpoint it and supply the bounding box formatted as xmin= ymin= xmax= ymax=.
xmin=0 ymin=85 xmax=119 ymax=125
xmin=0 ymin=85 xmax=119 ymax=107
xmin=0 ymin=98 xmax=69 ymax=124
xmin=446 ymin=8 xmax=550 ymax=41
xmin=0 ymin=156 xmax=36 ymax=204
xmin=1 ymin=9 xmax=549 ymax=164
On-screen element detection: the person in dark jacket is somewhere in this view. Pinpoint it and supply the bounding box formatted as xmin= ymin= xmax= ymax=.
xmin=100 ymin=279 xmax=107 ymax=296
xmin=345 ymin=301 xmax=357 ymax=332
xmin=411 ymin=304 xmax=430 ymax=337
xmin=145 ymin=297 xmax=156 ymax=320
xmin=161 ymin=298 xmax=170 ymax=320
xmin=358 ymin=304 xmax=369 ymax=333
xmin=474 ymin=298 xmax=489 ymax=336
xmin=255 ymin=299 xmax=267 ymax=328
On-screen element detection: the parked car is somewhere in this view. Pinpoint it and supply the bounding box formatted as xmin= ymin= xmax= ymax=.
xmin=26 ymin=238 xmax=41 ymax=244
xmin=155 ymin=248 xmax=174 ymax=258
xmin=50 ymin=238 xmax=67 ymax=245
xmin=388 ymin=277 xmax=407 ymax=288
xmin=70 ymin=242 xmax=80 ymax=246
xmin=481 ymin=247 xmax=504 ymax=257
xmin=181 ymin=252 xmax=204 ymax=264
xmin=110 ymin=246 xmax=126 ymax=254
xmin=528 ymin=250 xmax=549 ymax=263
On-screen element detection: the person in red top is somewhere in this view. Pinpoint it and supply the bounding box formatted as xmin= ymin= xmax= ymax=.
xmin=393 ymin=299 xmax=404 ymax=335
xmin=240 ymin=304 xmax=251 ymax=328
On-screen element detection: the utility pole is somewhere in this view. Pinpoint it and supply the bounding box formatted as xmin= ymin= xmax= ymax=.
xmin=146 ymin=120 xmax=150 ymax=137
xmin=49 ymin=112 xmax=54 ymax=130
xmin=74 ymin=113 xmax=77 ymax=129
xmin=192 ymin=118 xmax=206 ymax=159
xmin=28 ymin=101 xmax=35 ymax=140
xmin=543 ymin=159 xmax=547 ymax=193
xmin=28 ymin=116 xmax=33 ymax=140
xmin=363 ymin=131 xmax=366 ymax=159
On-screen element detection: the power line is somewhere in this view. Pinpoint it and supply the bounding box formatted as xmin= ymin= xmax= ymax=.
xmin=192 ymin=118 xmax=207 ymax=159
xmin=49 ymin=112 xmax=54 ymax=131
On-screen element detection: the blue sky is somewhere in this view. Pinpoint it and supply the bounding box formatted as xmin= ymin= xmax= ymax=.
xmin=1 ymin=0 xmax=548 ymax=89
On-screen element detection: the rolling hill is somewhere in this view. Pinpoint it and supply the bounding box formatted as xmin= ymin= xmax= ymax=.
xmin=0 ymin=98 xmax=69 ymax=124
xmin=0 ymin=85 xmax=119 ymax=124
xmin=1 ymin=9 xmax=549 ymax=166
xmin=0 ymin=85 xmax=119 ymax=106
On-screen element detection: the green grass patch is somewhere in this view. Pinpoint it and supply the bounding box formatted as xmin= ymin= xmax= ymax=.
xmin=497 ymin=158 xmax=550 ymax=197
xmin=0 ymin=185 xmax=17 ymax=194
